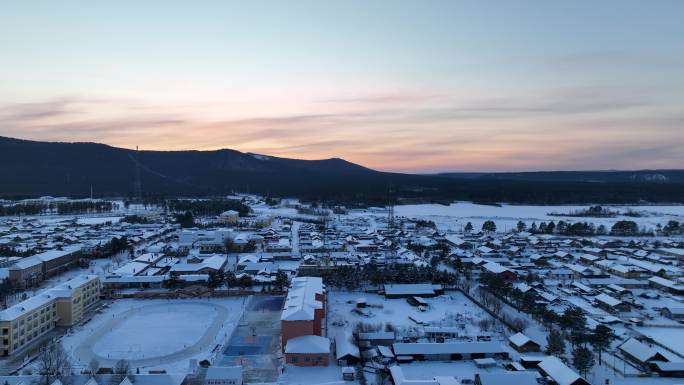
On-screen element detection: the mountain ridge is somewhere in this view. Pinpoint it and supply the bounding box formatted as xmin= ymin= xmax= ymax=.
xmin=1 ymin=136 xmax=683 ymax=204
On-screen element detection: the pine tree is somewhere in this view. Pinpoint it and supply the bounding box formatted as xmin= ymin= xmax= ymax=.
xmin=516 ymin=221 xmax=527 ymax=232
xmin=590 ymin=325 xmax=617 ymax=365
xmin=546 ymin=221 xmax=556 ymax=234
xmin=572 ymin=345 xmax=594 ymax=378
xmin=546 ymin=329 xmax=566 ymax=357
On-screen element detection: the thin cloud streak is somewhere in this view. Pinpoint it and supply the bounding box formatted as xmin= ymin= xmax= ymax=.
xmin=0 ymin=89 xmax=682 ymax=172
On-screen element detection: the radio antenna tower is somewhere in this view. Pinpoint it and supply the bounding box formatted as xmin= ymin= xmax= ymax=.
xmin=387 ymin=185 xmax=395 ymax=232
xmin=133 ymin=145 xmax=142 ymax=201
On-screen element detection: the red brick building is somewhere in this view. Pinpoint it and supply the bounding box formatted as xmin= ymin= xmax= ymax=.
xmin=281 ymin=276 xmax=329 ymax=366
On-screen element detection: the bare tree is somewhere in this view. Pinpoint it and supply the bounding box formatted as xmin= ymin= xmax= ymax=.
xmin=511 ymin=317 xmax=529 ymax=332
xmin=490 ymin=297 xmax=503 ymax=314
xmin=113 ymin=359 xmax=131 ymax=383
xmin=101 ymin=263 xmax=111 ymax=275
xmin=478 ymin=318 xmax=493 ymax=332
xmin=37 ymin=341 xmax=71 ymax=385
xmin=458 ymin=279 xmax=472 ymax=294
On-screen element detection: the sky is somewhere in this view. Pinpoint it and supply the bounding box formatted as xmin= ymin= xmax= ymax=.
xmin=1 ymin=0 xmax=683 ymax=173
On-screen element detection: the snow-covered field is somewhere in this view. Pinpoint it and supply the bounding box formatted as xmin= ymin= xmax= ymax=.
xmin=92 ymin=303 xmax=217 ymax=360
xmin=394 ymin=202 xmax=684 ymax=232
xmin=62 ymin=297 xmax=246 ymax=374
xmin=327 ymin=291 xmax=498 ymax=338
xmin=76 ymin=216 xmax=124 ymax=225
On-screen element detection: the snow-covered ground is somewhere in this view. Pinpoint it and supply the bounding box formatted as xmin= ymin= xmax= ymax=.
xmin=92 ymin=303 xmax=218 ymax=360
xmin=327 ymin=291 xmax=498 ymax=339
xmin=62 ymin=297 xmax=246 ymax=374
xmin=76 ymin=216 xmax=124 ymax=225
xmin=394 ymin=202 xmax=684 ymax=232
xmin=280 ymin=364 xmax=357 ymax=385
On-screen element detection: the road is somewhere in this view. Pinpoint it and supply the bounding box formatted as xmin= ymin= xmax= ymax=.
xmin=291 ymin=220 xmax=302 ymax=257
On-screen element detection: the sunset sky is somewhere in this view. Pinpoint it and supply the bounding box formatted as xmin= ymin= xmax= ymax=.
xmin=1 ymin=0 xmax=683 ymax=173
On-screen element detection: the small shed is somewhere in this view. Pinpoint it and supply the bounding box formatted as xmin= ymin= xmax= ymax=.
xmin=342 ymin=367 xmax=355 ymax=381
xmin=508 ymin=332 xmax=541 ymax=353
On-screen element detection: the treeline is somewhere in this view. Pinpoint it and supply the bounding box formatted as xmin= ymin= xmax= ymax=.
xmin=166 ymin=199 xmax=251 ymax=216
xmin=0 ymin=201 xmax=114 ymax=216
xmin=516 ymin=219 xmax=658 ymax=236
xmin=549 ymin=205 xmax=642 ymax=218
xmin=121 ymin=215 xmax=155 ymax=224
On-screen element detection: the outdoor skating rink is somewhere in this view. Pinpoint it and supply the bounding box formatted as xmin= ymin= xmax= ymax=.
xmin=62 ymin=297 xmax=246 ymax=372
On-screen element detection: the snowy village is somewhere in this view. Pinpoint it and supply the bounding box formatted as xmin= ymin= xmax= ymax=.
xmin=0 ymin=196 xmax=681 ymax=385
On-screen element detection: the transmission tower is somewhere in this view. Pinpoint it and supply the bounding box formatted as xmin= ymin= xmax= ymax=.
xmin=133 ymin=145 xmax=142 ymax=201
xmin=387 ymin=185 xmax=395 ymax=232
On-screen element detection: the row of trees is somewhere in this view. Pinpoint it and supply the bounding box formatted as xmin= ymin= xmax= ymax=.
xmin=550 ymin=205 xmax=621 ymax=218
xmin=166 ymin=198 xmax=251 ymax=217
xmin=319 ymin=263 xmax=459 ymax=290
xmin=460 ymin=218 xmax=680 ymax=237
xmin=0 ymin=201 xmax=114 ymax=216
xmin=521 ymin=219 xmax=654 ymax=236
xmin=121 ymin=215 xmax=155 ymax=224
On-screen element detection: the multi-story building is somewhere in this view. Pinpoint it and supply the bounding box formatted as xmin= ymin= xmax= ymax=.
xmin=281 ymin=276 xmax=329 ymax=366
xmin=8 ymin=245 xmax=82 ymax=288
xmin=52 ymin=275 xmax=102 ymax=326
xmin=0 ymin=275 xmax=100 ymax=356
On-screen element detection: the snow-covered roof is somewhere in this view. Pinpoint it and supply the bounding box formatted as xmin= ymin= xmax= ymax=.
xmin=619 ymin=338 xmax=666 ymax=363
xmin=595 ymin=293 xmax=622 ymax=307
xmin=334 ymin=333 xmax=360 ymax=359
xmin=384 ymin=283 xmax=437 ymax=297
xmin=508 ymin=332 xmax=534 ymax=348
xmin=392 ymin=342 xmax=505 ymax=355
xmin=538 ymin=356 xmax=586 ymax=385
xmin=482 ymin=261 xmax=509 ymax=274
xmin=281 ymin=276 xmax=323 ymax=321
xmin=284 ymin=335 xmax=330 ymax=354
xmin=0 ymin=275 xmax=98 ymax=321
xmin=477 ymin=372 xmax=539 ymax=385
xmin=389 ymin=366 xmax=438 ymax=385
xmin=444 ymin=235 xmax=465 ymax=246
xmin=35 ymin=245 xmax=82 ymax=262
